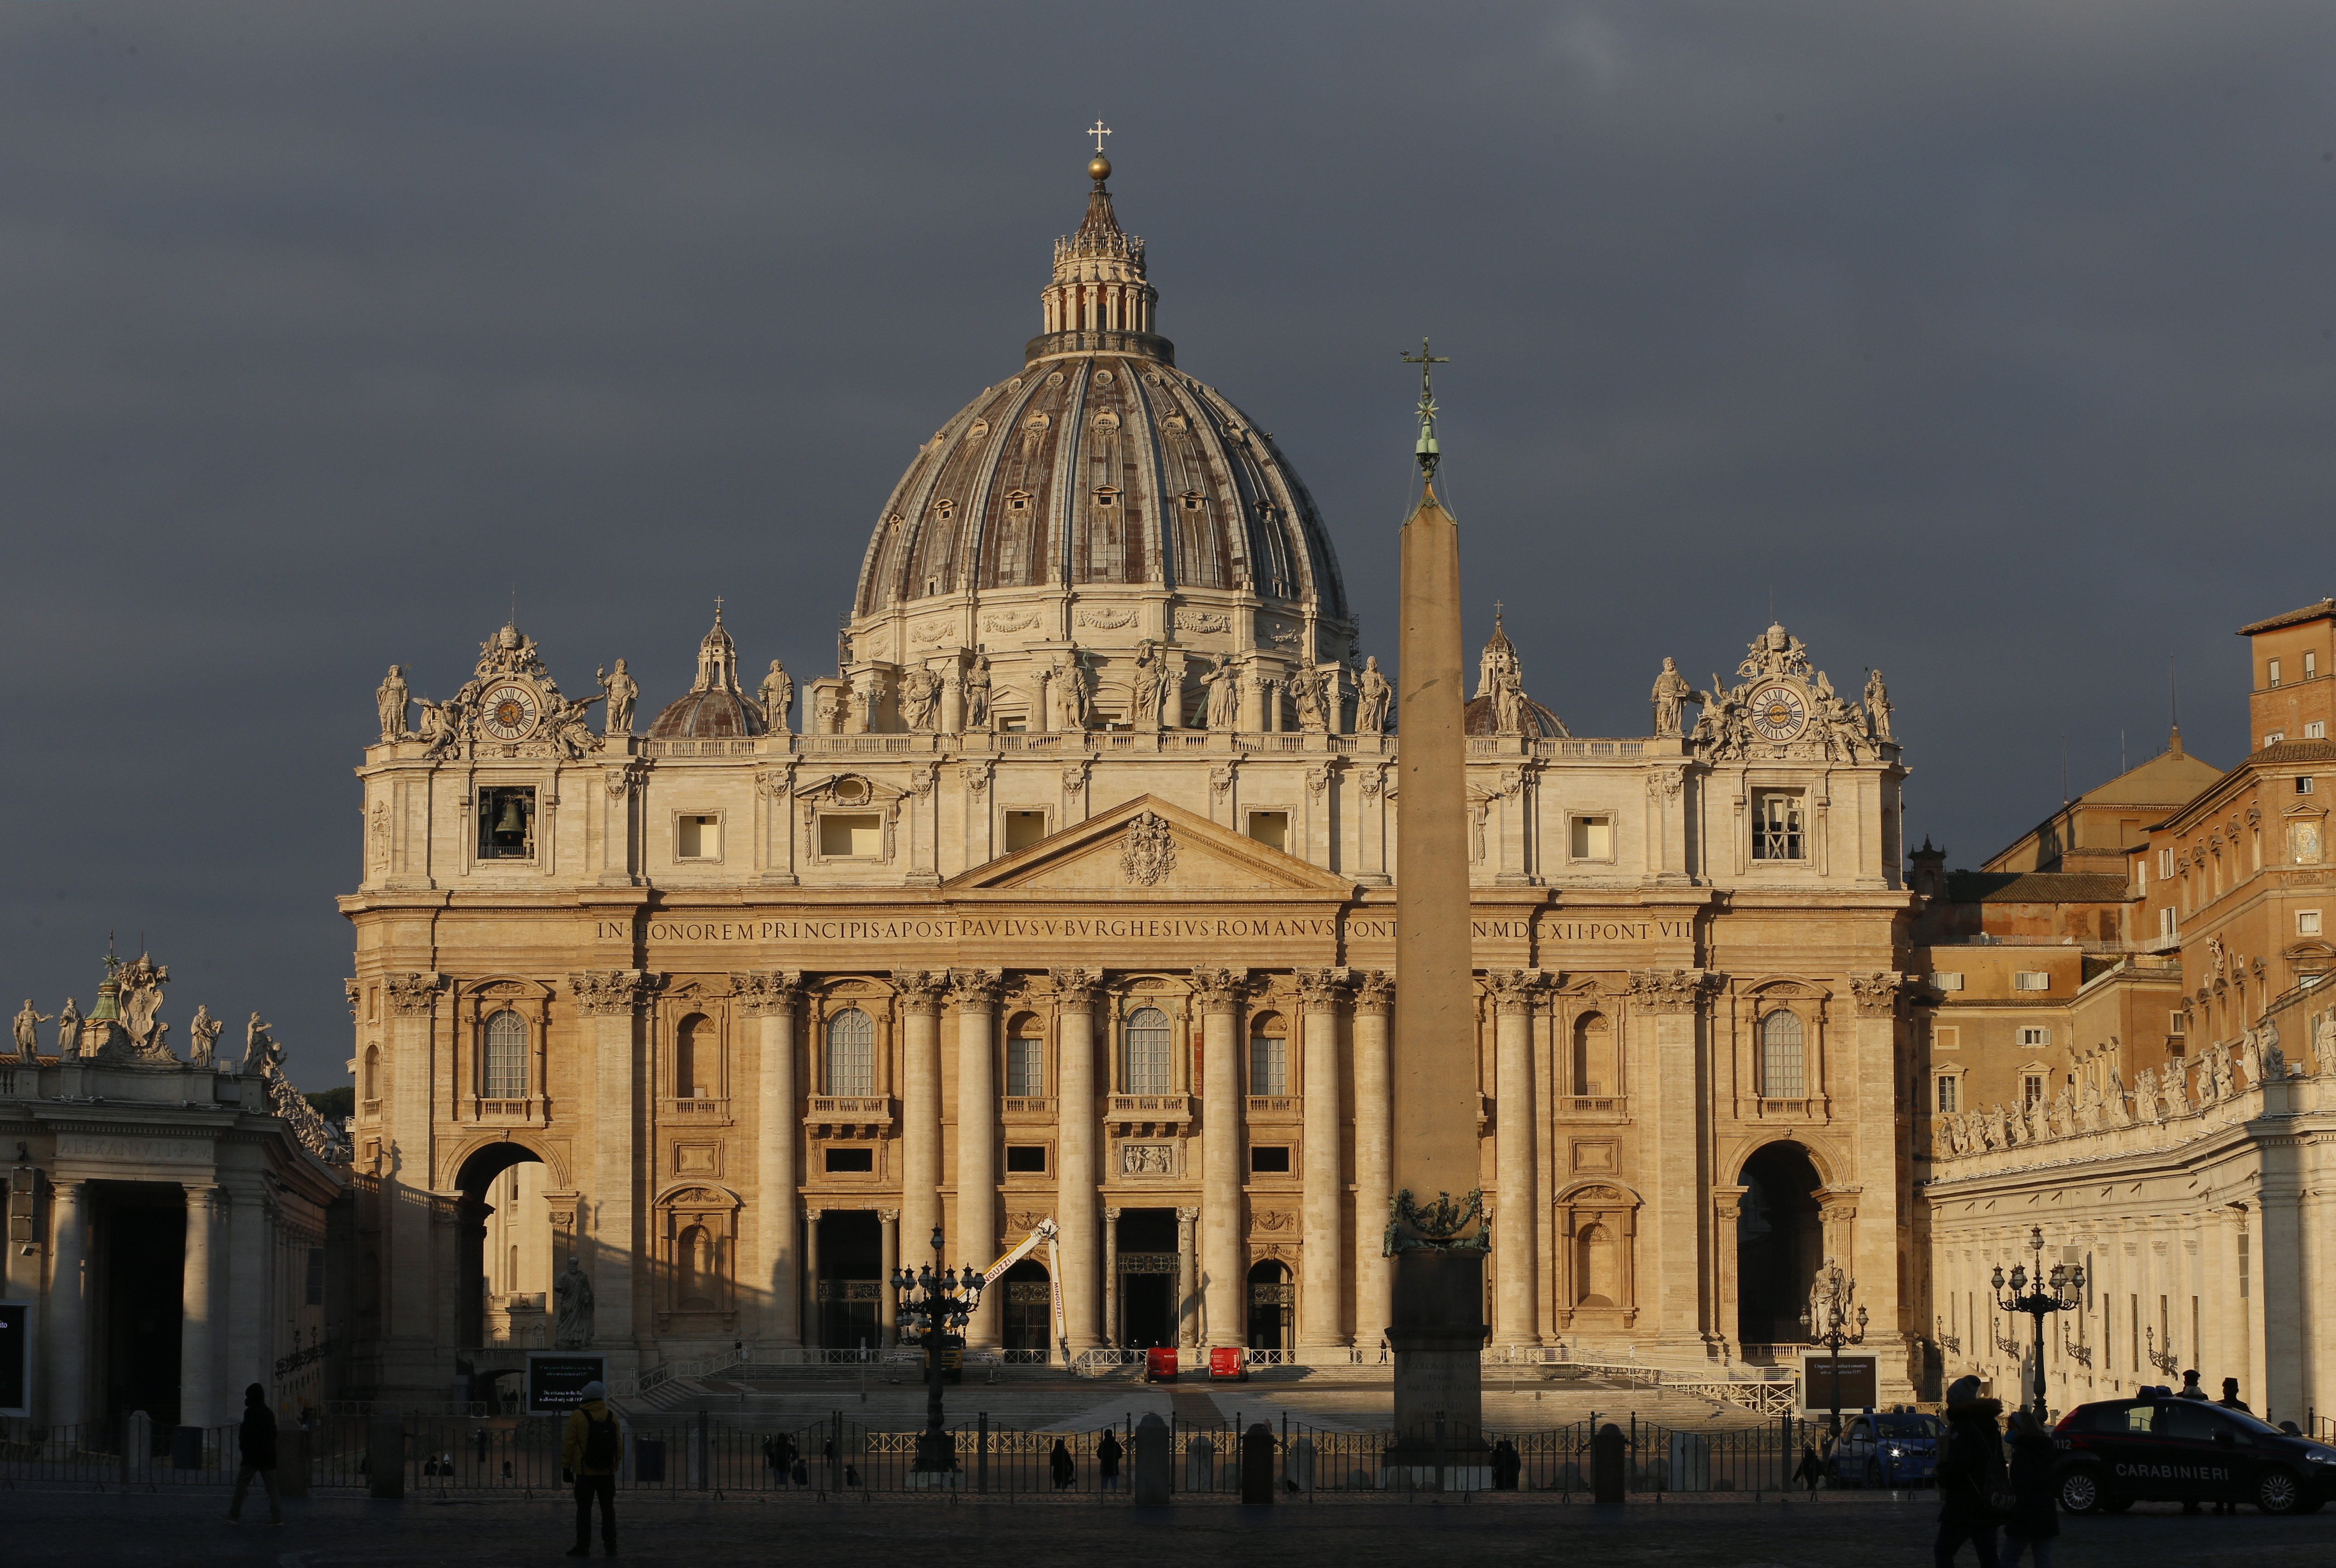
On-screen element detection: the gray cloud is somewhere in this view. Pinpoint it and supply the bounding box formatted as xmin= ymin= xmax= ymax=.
xmin=3 ymin=0 xmax=2329 ymax=1080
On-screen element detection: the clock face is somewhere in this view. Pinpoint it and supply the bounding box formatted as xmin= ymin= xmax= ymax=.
xmin=479 ymin=681 xmax=540 ymax=742
xmin=1748 ymin=684 xmax=1808 ymax=742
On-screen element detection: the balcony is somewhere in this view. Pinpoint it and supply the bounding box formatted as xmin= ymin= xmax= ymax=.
xmin=805 ymin=1095 xmax=894 ymax=1139
xmin=1245 ymin=1094 xmax=1298 ymax=1118
xmin=1106 ymin=1093 xmax=1194 ymax=1137
xmin=668 ymin=1096 xmax=731 ymax=1122
xmin=1001 ymin=1096 xmax=1056 ymax=1120
xmin=1557 ymin=1094 xmax=1629 ymax=1120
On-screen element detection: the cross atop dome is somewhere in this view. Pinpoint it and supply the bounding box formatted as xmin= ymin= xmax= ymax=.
xmin=1039 ymin=148 xmax=1161 ymax=357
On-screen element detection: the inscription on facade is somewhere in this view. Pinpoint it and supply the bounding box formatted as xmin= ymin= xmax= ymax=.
xmin=57 ymin=1132 xmax=209 ymax=1165
xmin=598 ymin=914 xmax=1695 ymax=945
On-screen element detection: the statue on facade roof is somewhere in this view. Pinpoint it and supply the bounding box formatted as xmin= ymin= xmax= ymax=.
xmin=375 ymin=665 xmax=411 ymax=742
xmin=56 ymin=997 xmax=80 ymax=1056
xmin=902 ymin=665 xmax=942 ymax=732
xmin=1355 ymin=656 xmax=1391 ymax=734
xmin=1290 ymin=665 xmax=1329 ymax=733
xmin=242 ymin=1012 xmax=279 ymax=1075
xmin=597 ymin=660 xmax=639 ymax=734
xmin=13 ymin=1001 xmax=48 ymax=1061
xmin=1864 ymin=669 xmax=1894 ymax=743
xmin=1738 ymin=621 xmax=1811 ymax=681
xmin=960 ymin=654 xmax=989 ymax=732
xmin=759 ymin=659 xmax=795 ymax=733
xmin=1650 ymin=658 xmax=1692 ymax=738
xmin=117 ymin=953 xmax=169 ymax=1057
xmin=1198 ymin=654 xmax=1239 ymax=730
xmin=189 ymin=1004 xmax=222 ymax=1067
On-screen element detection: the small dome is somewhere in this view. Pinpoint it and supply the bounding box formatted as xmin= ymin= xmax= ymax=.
xmin=646 ymin=606 xmax=767 ymax=739
xmin=1463 ymin=693 xmax=1569 ymax=738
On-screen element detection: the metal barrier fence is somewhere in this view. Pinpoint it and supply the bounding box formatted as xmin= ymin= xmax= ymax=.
xmin=0 ymin=1417 xmax=242 ymax=1485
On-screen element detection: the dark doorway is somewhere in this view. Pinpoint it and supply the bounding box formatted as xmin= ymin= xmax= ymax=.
xmin=815 ymin=1211 xmax=883 ymax=1349
xmin=98 ymin=1189 xmax=184 ymax=1430
xmin=1114 ymin=1209 xmax=1177 ymax=1348
xmin=1737 ymin=1142 xmax=1823 ymax=1348
xmin=1246 ymin=1260 xmax=1293 ymax=1350
xmin=452 ymin=1144 xmax=546 ymax=1350
xmin=1000 ymin=1258 xmax=1052 ymax=1350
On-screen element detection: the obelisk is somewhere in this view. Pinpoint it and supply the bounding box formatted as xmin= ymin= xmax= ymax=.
xmin=1385 ymin=341 xmax=1490 ymax=1485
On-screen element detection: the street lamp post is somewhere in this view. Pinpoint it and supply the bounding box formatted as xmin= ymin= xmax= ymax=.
xmin=1990 ymin=1225 xmax=2084 ymax=1426
xmin=891 ymin=1224 xmax=987 ymax=1479
xmin=1800 ymin=1257 xmax=1867 ymax=1441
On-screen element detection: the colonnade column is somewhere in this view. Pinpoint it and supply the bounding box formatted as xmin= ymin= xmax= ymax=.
xmin=742 ymin=971 xmax=804 ymax=1346
xmin=384 ymin=971 xmax=447 ymax=1392
xmin=45 ymin=1179 xmax=88 ymax=1428
xmin=180 ymin=1184 xmax=220 ymax=1430
xmin=223 ymin=1178 xmax=269 ymax=1405
xmin=1176 ymin=1206 xmax=1201 ymax=1348
xmin=1349 ymin=974 xmax=1393 ymax=1351
xmin=1194 ymin=969 xmax=1249 ymax=1350
xmin=1103 ymin=1207 xmax=1122 ymax=1345
xmin=570 ymin=969 xmax=658 ymax=1360
xmin=878 ymin=1209 xmax=900 ymax=1348
xmin=1051 ymin=970 xmax=1101 ymax=1353
xmin=801 ymin=1208 xmax=822 ymax=1349
xmin=1296 ymin=969 xmax=1350 ymax=1350
xmin=1488 ymin=971 xmax=1542 ymax=1347
xmin=952 ymin=971 xmax=1004 ymax=1346
xmin=896 ymin=972 xmax=947 ymax=1277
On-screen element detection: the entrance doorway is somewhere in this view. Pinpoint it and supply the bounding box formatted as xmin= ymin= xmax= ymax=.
xmin=1246 ymin=1260 xmax=1294 ymax=1350
xmin=452 ymin=1144 xmax=549 ymax=1350
xmin=1000 ymin=1259 xmax=1053 ymax=1351
xmin=1737 ymin=1141 xmax=1823 ymax=1349
xmin=1113 ymin=1209 xmax=1178 ymax=1348
xmin=814 ymin=1211 xmax=883 ymax=1349
xmin=94 ymin=1186 xmax=185 ymax=1430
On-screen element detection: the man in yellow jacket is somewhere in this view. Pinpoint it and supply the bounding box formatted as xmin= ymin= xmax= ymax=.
xmin=560 ymin=1381 xmax=620 ymax=1557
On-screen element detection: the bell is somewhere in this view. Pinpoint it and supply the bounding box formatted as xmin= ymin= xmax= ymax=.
xmin=494 ymin=795 xmax=525 ymax=835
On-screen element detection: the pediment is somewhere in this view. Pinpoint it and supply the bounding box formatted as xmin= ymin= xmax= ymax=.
xmin=945 ymin=794 xmax=1353 ymax=895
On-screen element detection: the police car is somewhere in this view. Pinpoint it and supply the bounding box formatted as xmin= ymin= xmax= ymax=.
xmin=2053 ymin=1391 xmax=2336 ymax=1515
xmin=1824 ymin=1411 xmax=1943 ymax=1488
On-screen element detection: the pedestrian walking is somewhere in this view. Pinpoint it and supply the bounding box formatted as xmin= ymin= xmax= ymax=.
xmin=1050 ymin=1437 xmax=1076 ymax=1490
xmin=1933 ymin=1376 xmax=2005 ymax=1568
xmin=1491 ymin=1437 xmax=1521 ymax=1491
xmin=561 ymin=1381 xmax=621 ymax=1558
xmin=1794 ymin=1443 xmax=1824 ymax=1496
xmin=1377 ymin=1337 xmax=1389 ymax=1365
xmin=1998 ymin=1410 xmax=2058 ymax=1568
xmin=224 ymin=1383 xmax=282 ymax=1526
xmin=1098 ymin=1428 xmax=1123 ymax=1491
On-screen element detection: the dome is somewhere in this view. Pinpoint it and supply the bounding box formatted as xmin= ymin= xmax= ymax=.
xmin=850 ymin=166 xmax=1347 ymax=627
xmin=647 ymin=607 xmax=769 ymax=739
xmin=1465 ymin=608 xmax=1570 ymax=739
xmin=1463 ymin=692 xmax=1570 ymax=739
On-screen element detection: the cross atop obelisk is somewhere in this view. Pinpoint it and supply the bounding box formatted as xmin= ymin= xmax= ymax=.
xmin=1384 ymin=339 xmax=1490 ymax=1484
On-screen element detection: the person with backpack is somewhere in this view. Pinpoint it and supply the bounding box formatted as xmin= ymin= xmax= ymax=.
xmin=1933 ymin=1376 xmax=2005 ymax=1568
xmin=1998 ymin=1409 xmax=2059 ymax=1568
xmin=224 ymin=1383 xmax=282 ymax=1525
xmin=561 ymin=1381 xmax=621 ymax=1558
xmin=1049 ymin=1437 xmax=1076 ymax=1489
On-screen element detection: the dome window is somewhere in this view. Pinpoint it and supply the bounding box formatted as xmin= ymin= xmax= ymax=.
xmin=1005 ymin=489 xmax=1032 ymax=513
xmin=1093 ymin=487 xmax=1120 ymax=509
xmin=1180 ymin=492 xmax=1205 ymax=513
xmin=933 ymin=498 xmax=956 ymax=520
xmin=1092 ymin=410 xmax=1120 ymax=431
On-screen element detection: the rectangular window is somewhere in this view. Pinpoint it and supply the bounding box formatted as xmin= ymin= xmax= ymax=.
xmin=1005 ymin=1035 xmax=1044 ymax=1098
xmin=1934 ymin=1026 xmax=1961 ymax=1051
xmin=2266 ymin=732 xmax=2286 ymax=747
xmin=1005 ymin=1144 xmax=1048 ymax=1174
xmin=2169 ymin=1010 xmax=2185 ymax=1035
xmin=2309 ymin=651 xmax=2320 ymax=680
xmin=1569 ymin=816 xmax=1613 ymax=860
xmin=306 ymin=1246 xmax=327 ymax=1307
xmin=2019 ymin=1026 xmax=2050 ymax=1048
xmin=818 ymin=813 xmax=884 ymax=857
xmin=1752 ymin=792 xmax=1805 ymax=861
xmin=1249 ymin=1145 xmax=1292 ymax=1174
xmin=2159 ymin=847 xmax=2175 ymax=879
xmin=476 ymin=786 xmax=536 ymax=860
xmin=2023 ymin=1072 xmax=2047 ymax=1109
xmin=1004 ymin=810 xmax=1049 ymax=852
xmin=1246 ymin=810 xmax=1289 ymax=852
xmin=2159 ymin=906 xmax=2178 ymax=939
xmin=1935 ymin=1075 xmax=1958 ymax=1113
xmin=2300 ymin=909 xmax=2323 ymax=936
xmin=2013 ymin=971 xmax=2051 ymax=992
xmin=2239 ymin=1229 xmax=2250 ymax=1299
xmin=675 ymin=814 xmax=722 ymax=860
xmin=1929 ymin=972 xmax=1965 ymax=991
xmin=2299 ymin=777 xmax=2316 ymax=794
xmin=2309 ymin=722 xmax=2328 ymax=740
xmin=823 ymin=1146 xmax=874 ymax=1173
xmin=2268 ymin=658 xmax=2283 ymax=688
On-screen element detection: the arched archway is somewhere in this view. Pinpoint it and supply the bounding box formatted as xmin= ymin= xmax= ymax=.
xmin=452 ymin=1141 xmax=552 ymax=1351
xmin=1736 ymin=1141 xmax=1823 ymax=1349
xmin=1246 ymin=1259 xmax=1293 ymax=1350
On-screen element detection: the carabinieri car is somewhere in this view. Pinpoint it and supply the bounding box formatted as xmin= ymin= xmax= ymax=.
xmin=2053 ymin=1393 xmax=2336 ymax=1515
xmin=1824 ymin=1411 xmax=1942 ymax=1488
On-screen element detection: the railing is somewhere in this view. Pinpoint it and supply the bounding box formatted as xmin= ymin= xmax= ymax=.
xmin=1245 ymin=1095 xmax=1297 ymax=1115
xmin=1561 ymin=1094 xmax=1626 ymax=1115
xmin=1000 ymin=1096 xmax=1054 ymax=1115
xmin=0 ymin=1418 xmax=241 ymax=1485
xmin=641 ymin=739 xmax=762 ymax=757
xmin=668 ymin=1097 xmax=729 ymax=1116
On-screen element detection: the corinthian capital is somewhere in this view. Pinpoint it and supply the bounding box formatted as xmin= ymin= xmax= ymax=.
xmin=950 ymin=968 xmax=1008 ymax=1010
xmin=1352 ymin=971 xmax=1394 ymax=1012
xmin=1294 ymin=967 xmax=1353 ymax=1012
xmin=1481 ymin=968 xmax=1550 ymax=1015
xmin=1049 ymin=968 xmax=1101 ymax=1012
xmin=1624 ymin=967 xmax=1719 ymax=1015
xmin=893 ymin=970 xmax=950 ymax=1012
xmin=383 ymin=972 xmax=448 ymax=1017
xmin=566 ymin=970 xmax=662 ymax=1016
xmin=732 ymin=971 xmax=806 ymax=1016
xmin=1848 ymin=971 xmax=1914 ymax=1018
xmin=1188 ymin=968 xmax=1253 ymax=1013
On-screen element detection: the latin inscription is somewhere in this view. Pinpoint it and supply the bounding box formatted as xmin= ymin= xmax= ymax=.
xmin=57 ymin=1133 xmax=208 ymax=1165
xmin=596 ymin=914 xmax=1693 ymax=945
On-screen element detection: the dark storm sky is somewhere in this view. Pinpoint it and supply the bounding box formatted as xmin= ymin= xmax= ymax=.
xmin=5 ymin=2 xmax=2331 ymax=1086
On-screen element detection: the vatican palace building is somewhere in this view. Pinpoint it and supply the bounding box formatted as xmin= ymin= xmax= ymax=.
xmin=338 ymin=156 xmax=1924 ymax=1403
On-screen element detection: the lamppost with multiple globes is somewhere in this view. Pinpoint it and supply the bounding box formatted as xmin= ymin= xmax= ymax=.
xmin=1800 ymin=1257 xmax=1867 ymax=1439
xmin=1991 ymin=1225 xmax=2084 ymax=1425
xmin=891 ymin=1225 xmax=988 ymax=1477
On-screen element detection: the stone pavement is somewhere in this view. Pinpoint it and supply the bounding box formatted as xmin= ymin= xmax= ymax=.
xmin=5 ymin=1489 xmax=2330 ymax=1567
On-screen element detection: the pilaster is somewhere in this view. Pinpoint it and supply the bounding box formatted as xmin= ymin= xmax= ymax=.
xmin=737 ymin=971 xmax=804 ymax=1345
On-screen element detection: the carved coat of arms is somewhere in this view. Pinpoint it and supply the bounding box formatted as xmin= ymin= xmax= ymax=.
xmin=1119 ymin=811 xmax=1176 ymax=887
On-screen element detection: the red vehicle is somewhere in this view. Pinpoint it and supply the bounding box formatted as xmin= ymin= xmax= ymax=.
xmin=1208 ymin=1346 xmax=1249 ymax=1381
xmin=1143 ymin=1347 xmax=1179 ymax=1382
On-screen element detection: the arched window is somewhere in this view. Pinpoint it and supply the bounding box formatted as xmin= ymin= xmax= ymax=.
xmin=1571 ymin=1012 xmax=1612 ymax=1097
xmin=825 ymin=1008 xmax=874 ymax=1096
xmin=483 ymin=1009 xmax=527 ymax=1099
xmin=1758 ymin=1009 xmax=1806 ymax=1099
xmin=1122 ymin=1007 xmax=1171 ymax=1095
xmin=674 ymin=1012 xmax=713 ymax=1099
xmin=362 ymin=1044 xmax=380 ymax=1102
xmin=1248 ymin=1012 xmax=1289 ymax=1096
xmin=1005 ymin=1013 xmax=1045 ymax=1099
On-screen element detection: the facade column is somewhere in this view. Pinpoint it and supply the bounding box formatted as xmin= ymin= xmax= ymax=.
xmin=896 ymin=972 xmax=948 ymax=1275
xmin=952 ymin=971 xmax=1004 ymax=1346
xmin=1195 ymin=968 xmax=1249 ymax=1349
xmin=44 ymin=1179 xmax=88 ymax=1428
xmin=1488 ymin=971 xmax=1543 ymax=1347
xmin=382 ymin=971 xmax=447 ymax=1393
xmin=181 ymin=1184 xmax=221 ymax=1430
xmin=1103 ymin=1207 xmax=1122 ymax=1345
xmin=1350 ymin=974 xmax=1393 ymax=1350
xmin=1847 ymin=974 xmax=1910 ymax=1397
xmin=1051 ymin=970 xmax=1102 ymax=1352
xmin=1627 ymin=968 xmax=1715 ymax=1356
xmin=569 ymin=969 xmax=659 ymax=1364
xmin=222 ymin=1179 xmax=270 ymax=1409
xmin=1176 ymin=1206 xmax=1201 ymax=1349
xmin=802 ymin=1208 xmax=823 ymax=1349
xmin=878 ymin=1209 xmax=900 ymax=1348
xmin=741 ymin=972 xmax=804 ymax=1346
xmin=1296 ymin=969 xmax=1350 ymax=1350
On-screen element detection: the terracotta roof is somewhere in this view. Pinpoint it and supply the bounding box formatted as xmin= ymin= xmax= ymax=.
xmin=1943 ymin=870 xmax=2134 ymax=904
xmin=2237 ymin=598 xmax=2334 ymax=636
xmin=2238 ymin=738 xmax=2336 ymax=766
